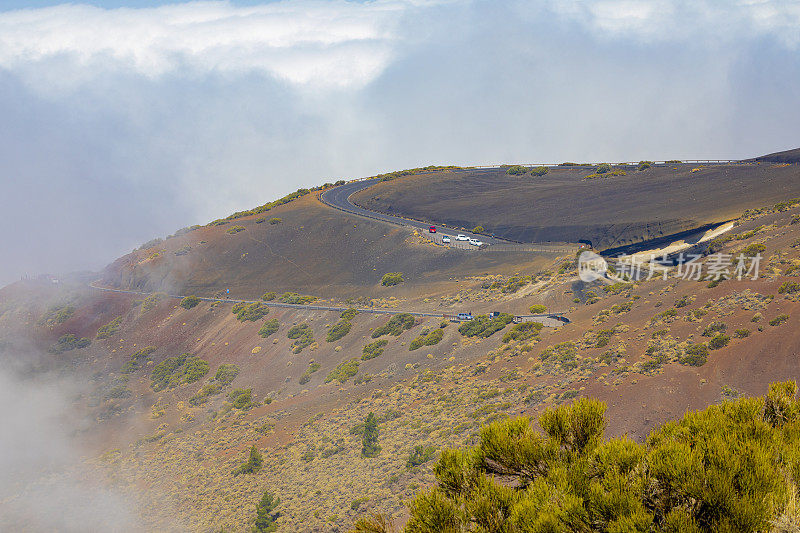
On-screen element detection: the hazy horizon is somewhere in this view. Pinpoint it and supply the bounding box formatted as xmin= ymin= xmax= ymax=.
xmin=1 ymin=0 xmax=799 ymax=286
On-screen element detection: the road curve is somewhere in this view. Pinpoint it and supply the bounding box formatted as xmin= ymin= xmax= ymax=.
xmin=320 ymin=177 xmax=509 ymax=246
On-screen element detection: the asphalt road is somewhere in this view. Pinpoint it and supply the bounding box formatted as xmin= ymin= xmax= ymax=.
xmin=320 ymin=177 xmax=508 ymax=247
xmin=88 ymin=282 xmax=566 ymax=326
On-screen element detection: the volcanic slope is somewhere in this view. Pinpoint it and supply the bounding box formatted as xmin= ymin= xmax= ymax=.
xmin=351 ymin=158 xmax=800 ymax=249
xmin=101 ymin=191 xmax=556 ymax=300
xmin=6 ymin=193 xmax=800 ymax=531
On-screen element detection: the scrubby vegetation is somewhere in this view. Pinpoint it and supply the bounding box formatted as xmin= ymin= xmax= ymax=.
xmin=458 ymin=313 xmax=514 ymax=338
xmin=269 ymin=217 xmax=282 ymax=225
xmin=680 ymin=343 xmax=709 ymax=366
xmin=261 ymin=291 xmax=277 ymax=301
xmin=209 ymin=188 xmax=311 ymax=226
xmin=502 ymin=321 xmax=543 ymax=343
xmin=95 ymin=316 xmax=122 ymax=339
xmin=529 ymin=304 xmax=547 ymax=314
xmin=390 ymin=382 xmax=800 ymax=533
xmin=362 ymin=340 xmax=389 ymax=360
xmin=150 ymin=354 xmax=209 ymax=392
xmin=505 ymin=165 xmax=528 ymax=175
xmin=299 ymin=362 xmax=321 ymax=385
xmin=372 ymin=314 xmax=415 ymax=338
xmin=140 ymin=292 xmax=167 ymax=313
xmin=226 ymin=225 xmax=246 ymax=234
xmin=232 ymin=445 xmax=263 ymax=476
xmin=278 ymin=292 xmax=317 ymax=304
xmin=381 ymin=272 xmax=404 ymax=286
xmin=180 ymin=295 xmax=201 ymax=309
xmin=530 ymin=166 xmax=549 ymax=177
xmin=258 ymin=319 xmax=280 ymax=338
xmin=287 ymin=323 xmax=315 ymax=353
xmin=188 ymin=364 xmax=240 ymax=406
xmin=37 ymin=304 xmax=75 ymax=327
xmin=409 ymin=328 xmax=444 ymax=351
xmin=327 ymin=311 xmax=357 ymax=343
xmin=231 ymin=302 xmax=270 ymax=322
xmin=228 ymin=388 xmax=257 ymax=410
xmin=253 ymin=491 xmax=281 ymax=532
xmin=49 ymin=334 xmax=91 ymax=354
xmin=360 ymin=412 xmax=381 ymax=458
xmin=121 ymin=346 xmax=156 ymax=374
xmin=325 ymin=359 xmax=360 ymax=384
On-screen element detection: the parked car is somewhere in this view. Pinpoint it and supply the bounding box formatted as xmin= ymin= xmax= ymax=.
xmin=469 ymin=238 xmax=483 ymax=246
xmin=428 ymin=226 xmax=436 ymax=233
xmin=456 ymin=234 xmax=468 ymax=241
xmin=442 ymin=235 xmax=451 ymax=243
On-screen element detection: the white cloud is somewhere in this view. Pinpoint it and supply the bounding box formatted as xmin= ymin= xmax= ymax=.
xmin=0 ymin=0 xmax=426 ymax=89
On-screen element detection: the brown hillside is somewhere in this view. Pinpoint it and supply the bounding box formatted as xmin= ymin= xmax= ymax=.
xmin=101 ymin=193 xmax=557 ymax=299
xmin=351 ymin=163 xmax=800 ymax=249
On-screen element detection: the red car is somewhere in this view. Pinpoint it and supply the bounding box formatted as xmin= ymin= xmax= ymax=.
xmin=428 ymin=226 xmax=436 ymax=233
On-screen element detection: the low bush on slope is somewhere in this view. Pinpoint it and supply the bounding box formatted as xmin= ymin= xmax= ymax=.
xmin=354 ymin=381 xmax=800 ymax=533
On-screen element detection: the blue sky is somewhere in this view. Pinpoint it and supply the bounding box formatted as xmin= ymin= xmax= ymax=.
xmin=0 ymin=0 xmax=799 ymax=285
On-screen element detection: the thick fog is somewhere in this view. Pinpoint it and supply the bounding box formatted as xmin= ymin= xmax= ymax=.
xmin=0 ymin=0 xmax=799 ymax=286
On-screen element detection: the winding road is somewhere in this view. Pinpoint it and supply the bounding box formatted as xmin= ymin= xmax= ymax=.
xmin=320 ymin=177 xmax=510 ymax=247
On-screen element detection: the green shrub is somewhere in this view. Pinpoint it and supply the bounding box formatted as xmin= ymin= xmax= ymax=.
xmin=278 ymin=292 xmax=317 ymax=304
xmin=530 ymin=166 xmax=549 ymax=177
xmin=708 ymin=333 xmax=730 ymax=350
xmin=702 ymin=321 xmax=727 ymax=337
xmin=253 ymin=491 xmax=280 ymax=532
xmin=325 ymin=359 xmax=360 ymax=384
xmin=299 ymin=362 xmax=321 ymax=385
xmin=770 ymin=314 xmax=790 ymax=326
xmin=140 ymin=292 xmax=167 ymax=313
xmin=637 ymin=160 xmax=653 ymax=170
xmin=150 ymin=354 xmax=209 ymax=391
xmin=734 ymin=328 xmax=751 ymax=338
xmin=361 ymin=412 xmax=381 ymax=457
xmin=261 ymin=291 xmax=277 ymax=301
xmin=362 ymin=340 xmax=389 ymax=360
xmin=778 ymin=281 xmax=800 ymax=294
xmin=409 ymin=328 xmax=444 ymax=351
xmin=596 ymin=162 xmax=612 ymax=173
xmin=742 ymin=243 xmax=766 ymax=257
xmin=680 ymin=343 xmax=709 ymax=366
xmin=258 ymin=319 xmax=279 ymax=338
xmin=372 ymin=314 xmax=415 ymax=338
xmin=287 ymin=323 xmax=315 ymax=353
xmin=121 ymin=346 xmax=157 ymax=374
xmin=180 ymin=295 xmax=201 ymax=309
xmin=214 ymin=363 xmax=240 ymax=385
xmin=502 ymin=321 xmax=543 ymax=343
xmin=96 ymin=316 xmax=123 ymax=339
xmin=458 ymin=314 xmax=514 ymax=338
xmin=407 ymin=445 xmax=436 ymax=468
xmin=472 ymin=225 xmax=485 ymax=234
xmin=49 ymin=334 xmax=91 ymax=354
xmin=38 ymin=305 xmax=75 ymax=327
xmin=232 ymin=445 xmax=263 ymax=476
xmin=105 ymin=384 xmax=132 ymax=400
xmin=231 ymin=302 xmax=270 ymax=322
xmin=228 ymin=388 xmax=257 ymax=410
xmin=381 ymin=272 xmax=404 ymax=286
xmin=505 ymin=165 xmax=528 ymax=175
xmin=400 ymin=383 xmax=800 ymax=532
xmin=255 ymin=217 xmax=266 ymax=224
xmin=269 ymin=217 xmax=282 ymax=224
xmin=226 ymin=225 xmax=246 ymax=234
xmin=326 ymin=319 xmax=352 ymax=342
xmin=529 ymin=304 xmax=547 ymax=314
xmin=340 ymin=308 xmax=358 ymax=320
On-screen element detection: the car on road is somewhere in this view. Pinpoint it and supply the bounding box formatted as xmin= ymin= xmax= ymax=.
xmin=442 ymin=235 xmax=451 ymax=243
xmin=469 ymin=238 xmax=484 ymax=247
xmin=456 ymin=234 xmax=468 ymax=241
xmin=428 ymin=226 xmax=436 ymax=233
